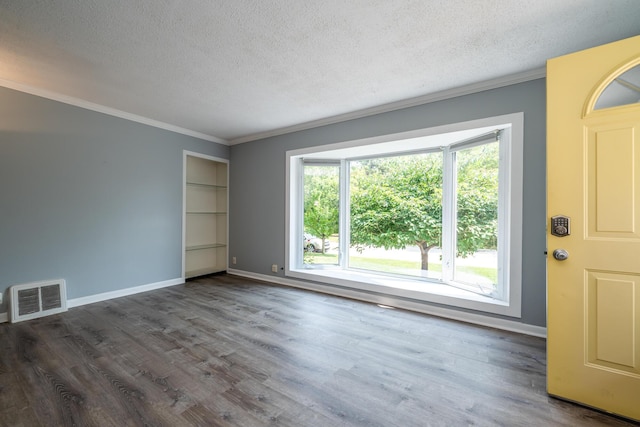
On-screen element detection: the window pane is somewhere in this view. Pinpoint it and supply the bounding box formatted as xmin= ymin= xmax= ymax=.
xmin=454 ymin=142 xmax=499 ymax=295
xmin=594 ymin=65 xmax=640 ymax=110
xmin=303 ymin=164 xmax=339 ymax=265
xmin=349 ymin=153 xmax=442 ymax=279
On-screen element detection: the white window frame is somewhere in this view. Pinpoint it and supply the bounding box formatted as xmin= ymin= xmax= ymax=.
xmin=285 ymin=113 xmax=523 ymax=317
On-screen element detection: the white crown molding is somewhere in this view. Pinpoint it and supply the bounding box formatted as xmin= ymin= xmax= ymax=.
xmin=2 ymin=67 xmax=545 ymax=147
xmin=227 ymin=269 xmax=547 ymax=338
xmin=0 ymin=78 xmax=228 ymax=145
xmin=230 ymin=67 xmax=547 ymax=145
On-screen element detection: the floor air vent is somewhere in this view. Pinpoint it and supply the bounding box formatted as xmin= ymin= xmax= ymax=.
xmin=10 ymin=279 xmax=67 ymax=323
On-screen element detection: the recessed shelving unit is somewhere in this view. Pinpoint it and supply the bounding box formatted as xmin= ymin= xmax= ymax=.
xmin=183 ymin=153 xmax=228 ymax=279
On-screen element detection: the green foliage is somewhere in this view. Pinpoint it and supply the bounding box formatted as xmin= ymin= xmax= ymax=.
xmin=455 ymin=143 xmax=499 ymax=255
xmin=304 ymin=142 xmax=499 ymax=270
xmin=350 ymin=144 xmax=499 ymax=270
xmin=303 ymin=165 xmax=339 ymax=252
xmin=350 ymin=153 xmax=443 ymax=254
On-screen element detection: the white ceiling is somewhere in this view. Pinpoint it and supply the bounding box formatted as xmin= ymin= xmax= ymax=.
xmin=1 ymin=1 xmax=639 ymax=145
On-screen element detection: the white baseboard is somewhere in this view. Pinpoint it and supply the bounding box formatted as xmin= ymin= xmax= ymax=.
xmin=0 ymin=278 xmax=184 ymax=323
xmin=228 ymin=268 xmax=547 ymax=338
xmin=2 ymin=271 xmax=547 ymax=338
xmin=67 ymin=277 xmax=184 ymax=309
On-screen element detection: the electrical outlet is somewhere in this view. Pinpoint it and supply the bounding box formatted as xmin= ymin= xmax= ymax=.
xmin=232 ymin=256 xmax=237 ymax=265
xmin=271 ymin=264 xmax=278 ymax=273
xmin=0 ymin=292 xmax=3 ymax=304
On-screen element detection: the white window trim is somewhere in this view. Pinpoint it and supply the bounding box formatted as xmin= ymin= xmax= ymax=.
xmin=285 ymin=113 xmax=523 ymax=317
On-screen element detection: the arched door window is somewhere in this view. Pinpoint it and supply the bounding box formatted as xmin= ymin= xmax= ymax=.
xmin=594 ymin=63 xmax=640 ymax=110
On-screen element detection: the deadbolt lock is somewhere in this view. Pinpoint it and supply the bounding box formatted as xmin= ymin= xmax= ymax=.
xmin=551 ymin=215 xmax=570 ymax=237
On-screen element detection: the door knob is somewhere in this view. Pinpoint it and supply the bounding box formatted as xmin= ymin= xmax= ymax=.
xmin=552 ymin=249 xmax=569 ymax=261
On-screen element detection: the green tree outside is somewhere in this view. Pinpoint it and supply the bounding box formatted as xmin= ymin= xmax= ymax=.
xmin=303 ymin=165 xmax=339 ymax=253
xmin=303 ymin=143 xmax=499 ymax=272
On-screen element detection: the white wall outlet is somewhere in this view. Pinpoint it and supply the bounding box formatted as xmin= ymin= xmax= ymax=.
xmin=271 ymin=264 xmax=278 ymax=273
xmin=0 ymin=292 xmax=3 ymax=304
xmin=232 ymin=256 xmax=237 ymax=265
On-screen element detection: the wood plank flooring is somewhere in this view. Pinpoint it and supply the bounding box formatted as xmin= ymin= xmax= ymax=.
xmin=0 ymin=273 xmax=637 ymax=426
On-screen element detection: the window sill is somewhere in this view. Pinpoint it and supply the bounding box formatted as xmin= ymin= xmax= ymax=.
xmin=287 ymin=267 xmax=520 ymax=317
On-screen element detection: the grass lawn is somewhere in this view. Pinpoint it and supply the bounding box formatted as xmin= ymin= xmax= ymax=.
xmin=304 ymin=253 xmax=497 ymax=284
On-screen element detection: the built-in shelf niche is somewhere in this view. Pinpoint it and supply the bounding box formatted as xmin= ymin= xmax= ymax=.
xmin=184 ymin=153 xmax=228 ymax=278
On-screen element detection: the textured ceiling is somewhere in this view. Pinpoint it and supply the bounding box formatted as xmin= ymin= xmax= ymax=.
xmin=1 ymin=1 xmax=639 ymax=144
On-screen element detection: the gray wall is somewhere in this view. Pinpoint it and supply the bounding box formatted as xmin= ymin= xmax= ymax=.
xmin=229 ymin=79 xmax=547 ymax=327
xmin=0 ymin=86 xmax=228 ymax=313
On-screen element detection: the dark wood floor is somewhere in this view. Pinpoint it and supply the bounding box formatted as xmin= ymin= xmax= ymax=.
xmin=0 ymin=274 xmax=637 ymax=427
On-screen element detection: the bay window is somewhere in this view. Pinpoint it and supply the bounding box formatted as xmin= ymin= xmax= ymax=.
xmin=286 ymin=113 xmax=523 ymax=317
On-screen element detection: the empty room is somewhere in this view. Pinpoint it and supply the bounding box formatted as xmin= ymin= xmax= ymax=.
xmin=1 ymin=1 xmax=640 ymax=425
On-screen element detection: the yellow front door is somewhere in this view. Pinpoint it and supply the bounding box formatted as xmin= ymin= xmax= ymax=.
xmin=547 ymin=35 xmax=640 ymax=421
